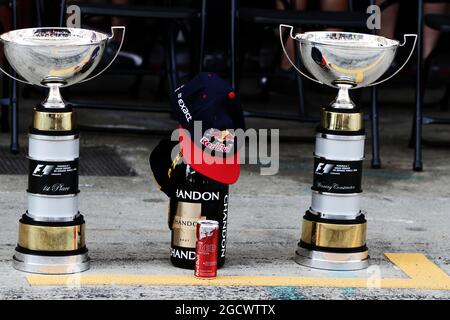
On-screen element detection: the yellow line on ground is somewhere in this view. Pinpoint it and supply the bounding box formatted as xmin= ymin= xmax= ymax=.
xmin=384 ymin=253 xmax=450 ymax=290
xmin=26 ymin=253 xmax=450 ymax=290
xmin=385 ymin=253 xmax=449 ymax=281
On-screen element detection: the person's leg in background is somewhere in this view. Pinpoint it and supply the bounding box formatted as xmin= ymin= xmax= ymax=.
xmin=66 ymin=0 xmax=129 ymax=26
xmin=0 ymin=3 xmax=11 ymax=64
xmin=278 ymin=0 xmax=306 ymax=71
xmin=320 ymin=0 xmax=347 ymax=11
xmin=376 ymin=0 xmax=399 ymax=39
xmin=111 ymin=0 xmax=129 ymax=26
xmin=378 ymin=1 xmax=448 ymax=59
xmin=423 ymin=3 xmax=448 ymax=59
xmin=320 ymin=0 xmax=348 ymax=11
xmin=321 ymin=0 xmax=348 ymax=32
xmin=278 ymin=0 xmax=348 ymax=70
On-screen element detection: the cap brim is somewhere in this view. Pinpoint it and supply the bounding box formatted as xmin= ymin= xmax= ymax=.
xmin=179 ymin=128 xmax=240 ymax=184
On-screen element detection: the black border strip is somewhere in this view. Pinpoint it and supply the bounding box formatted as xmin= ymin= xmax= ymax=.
xmin=314 ymin=155 xmax=364 ymax=163
xmin=299 ymin=241 xmax=368 ymax=253
xmin=15 ymin=245 xmax=88 ymax=257
xmin=35 ymin=104 xmax=73 ymax=113
xmin=323 ymin=106 xmax=362 ymax=113
xmin=304 ymin=210 xmax=366 ymax=225
xmin=311 ymin=186 xmax=363 ymax=194
xmin=20 ymin=213 xmax=84 ymax=227
xmin=316 ymin=126 xmax=365 ymax=136
xmin=29 ymin=127 xmax=79 ymax=136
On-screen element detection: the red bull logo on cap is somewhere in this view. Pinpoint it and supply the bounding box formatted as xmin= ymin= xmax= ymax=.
xmin=200 ymin=129 xmax=234 ymax=154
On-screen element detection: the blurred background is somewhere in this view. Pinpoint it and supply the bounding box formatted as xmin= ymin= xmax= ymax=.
xmin=1 ymin=2 xmax=450 ymax=301
xmin=1 ymin=0 xmax=450 ymax=171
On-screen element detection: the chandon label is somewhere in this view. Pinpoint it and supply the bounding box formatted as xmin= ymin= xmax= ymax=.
xmin=312 ymin=158 xmax=362 ymax=194
xmin=28 ymin=159 xmax=79 ymax=195
xmin=170 ymin=184 xmax=229 ymax=268
xmin=220 ymin=195 xmax=228 ymax=258
xmin=172 ymin=202 xmax=204 ymax=248
xmin=171 ymin=247 xmax=196 ymax=261
xmin=175 ymin=189 xmax=220 ymax=201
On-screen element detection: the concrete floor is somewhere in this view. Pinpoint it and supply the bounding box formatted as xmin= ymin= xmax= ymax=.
xmin=0 ymin=80 xmax=449 ymax=300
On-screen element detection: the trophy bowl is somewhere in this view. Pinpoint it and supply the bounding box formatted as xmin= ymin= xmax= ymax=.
xmin=279 ymin=25 xmax=416 ymax=109
xmin=0 ymin=27 xmax=109 ymax=87
xmin=296 ymin=31 xmax=399 ymax=89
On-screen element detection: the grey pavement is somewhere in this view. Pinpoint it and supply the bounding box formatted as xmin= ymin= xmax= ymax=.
xmin=0 ymin=80 xmax=449 ymax=300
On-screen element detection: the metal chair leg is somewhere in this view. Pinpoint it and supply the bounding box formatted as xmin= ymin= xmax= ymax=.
xmin=410 ymin=45 xmax=433 ymax=149
xmin=165 ymin=22 xmax=178 ymax=93
xmin=10 ymin=77 xmax=19 ymax=154
xmin=294 ymin=39 xmax=306 ymax=117
xmin=35 ymin=0 xmax=43 ymax=27
xmin=291 ymin=0 xmax=306 ymax=117
xmin=370 ymin=86 xmax=381 ymax=168
xmin=230 ymin=0 xmax=237 ymax=91
xmin=198 ymin=0 xmax=207 ymax=73
xmin=59 ymin=0 xmax=67 ymax=27
xmin=10 ymin=0 xmax=19 ymax=154
xmin=413 ymin=0 xmax=424 ymax=171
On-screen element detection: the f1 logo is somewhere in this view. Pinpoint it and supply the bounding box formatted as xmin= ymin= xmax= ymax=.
xmin=32 ymin=164 xmax=54 ymax=177
xmin=315 ymin=163 xmax=334 ymax=175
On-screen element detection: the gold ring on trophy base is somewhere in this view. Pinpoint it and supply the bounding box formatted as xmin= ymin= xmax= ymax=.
xmin=18 ymin=222 xmax=85 ymax=251
xmin=32 ymin=109 xmax=75 ymax=131
xmin=301 ymin=219 xmax=366 ymax=249
xmin=320 ymin=109 xmax=364 ymax=132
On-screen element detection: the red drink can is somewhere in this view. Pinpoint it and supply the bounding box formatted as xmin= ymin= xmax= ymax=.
xmin=195 ymin=220 xmax=219 ymax=278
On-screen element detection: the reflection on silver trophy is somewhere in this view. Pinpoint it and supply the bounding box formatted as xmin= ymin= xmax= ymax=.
xmin=279 ymin=24 xmax=416 ymax=270
xmin=1 ymin=27 xmax=124 ymax=106
xmin=0 ymin=26 xmax=125 ymax=274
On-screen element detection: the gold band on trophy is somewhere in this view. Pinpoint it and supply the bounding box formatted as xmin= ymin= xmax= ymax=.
xmin=320 ymin=109 xmax=364 ymax=132
xmin=18 ymin=222 xmax=85 ymax=251
xmin=301 ymin=219 xmax=366 ymax=249
xmin=32 ymin=109 xmax=75 ymax=131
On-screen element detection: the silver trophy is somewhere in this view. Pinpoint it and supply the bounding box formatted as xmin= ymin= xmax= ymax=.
xmin=0 ymin=26 xmax=125 ymax=274
xmin=279 ymin=24 xmax=416 ymax=270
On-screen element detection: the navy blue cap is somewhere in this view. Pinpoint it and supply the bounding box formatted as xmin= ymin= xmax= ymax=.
xmin=171 ymin=72 xmax=245 ymax=184
xmin=172 ymin=72 xmax=245 ymax=132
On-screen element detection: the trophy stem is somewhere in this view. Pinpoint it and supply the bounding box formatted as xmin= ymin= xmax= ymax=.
xmin=331 ymin=84 xmax=355 ymax=109
xmin=42 ymin=83 xmax=65 ymax=108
